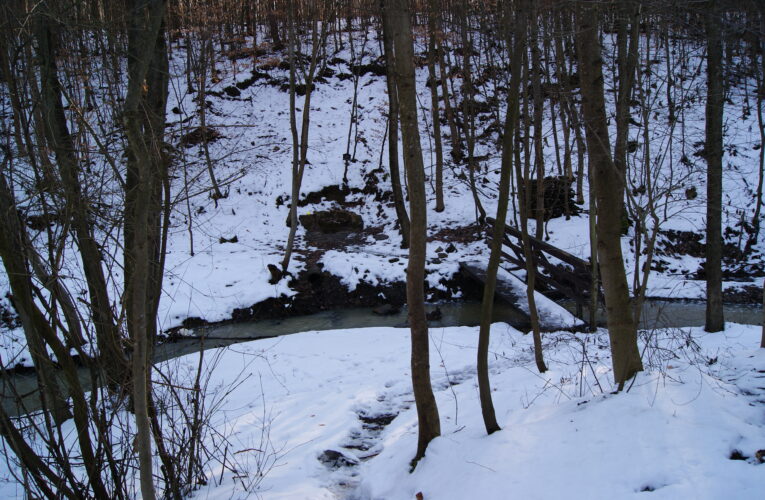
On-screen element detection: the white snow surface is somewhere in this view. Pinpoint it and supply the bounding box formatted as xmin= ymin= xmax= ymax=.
xmin=1 ymin=28 xmax=763 ymax=368
xmin=139 ymin=323 xmax=762 ymax=499
xmin=0 ymin=25 xmax=764 ymax=500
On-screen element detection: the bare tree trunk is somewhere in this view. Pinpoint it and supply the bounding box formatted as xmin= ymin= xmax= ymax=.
xmin=197 ymin=37 xmax=225 ymax=202
xmin=746 ymin=8 xmax=765 ymax=252
xmin=576 ymin=1 xmax=642 ymax=388
xmin=427 ymin=0 xmax=445 ymax=213
xmin=588 ymin=167 xmax=599 ymax=331
xmin=459 ymin=1 xmax=486 ymax=224
xmin=123 ymin=1 xmax=169 ymax=498
xmin=477 ymin=0 xmax=527 ymax=435
xmin=36 ymin=4 xmax=128 ymax=387
xmin=387 ymin=0 xmax=440 ymax=466
xmin=381 ymin=0 xmax=410 ymax=247
xmin=530 ymin=4 xmax=545 ymax=239
xmin=438 ymin=35 xmax=462 ymax=161
xmin=705 ymin=1 xmax=725 ymax=333
xmin=613 ymin=1 xmax=641 ymax=323
xmin=518 ymin=83 xmax=548 ymax=374
xmin=282 ymin=1 xmax=327 ymax=273
xmin=268 ymin=0 xmax=283 ymax=49
xmin=0 ymin=170 xmax=71 ymax=425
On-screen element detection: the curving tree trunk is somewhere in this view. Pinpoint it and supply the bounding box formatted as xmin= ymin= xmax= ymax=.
xmin=427 ymin=0 xmax=445 ymax=213
xmin=529 ymin=3 xmax=545 ymax=239
xmin=761 ymin=277 xmax=764 ymax=348
xmin=281 ymin=1 xmax=327 ymax=274
xmin=36 ymin=3 xmax=128 ymax=387
xmin=123 ymin=1 xmax=170 ymax=498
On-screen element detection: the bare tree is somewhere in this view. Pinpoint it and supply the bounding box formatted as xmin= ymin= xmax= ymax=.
xmin=459 ymin=0 xmax=486 ymax=224
xmin=477 ymin=0 xmax=527 ymax=435
xmin=761 ymin=277 xmax=764 ymax=348
xmin=705 ymin=0 xmax=725 ymax=333
xmin=123 ymin=0 xmax=171 ymax=497
xmin=387 ymin=0 xmax=440 ymax=465
xmin=576 ymin=0 xmax=642 ymax=388
xmin=529 ymin=2 xmax=545 ymax=239
xmin=281 ymin=0 xmax=328 ymax=275
xmin=381 ymin=0 xmax=411 ymax=247
xmin=427 ymin=0 xmax=445 ymax=213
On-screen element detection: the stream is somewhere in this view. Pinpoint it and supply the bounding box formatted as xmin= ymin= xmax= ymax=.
xmin=2 ymin=299 xmax=762 ymax=416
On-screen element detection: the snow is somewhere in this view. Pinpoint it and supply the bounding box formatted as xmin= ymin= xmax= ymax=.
xmin=1 ymin=25 xmax=763 ymax=351
xmin=0 ymin=20 xmax=764 ymax=500
xmin=122 ymin=322 xmax=762 ymax=500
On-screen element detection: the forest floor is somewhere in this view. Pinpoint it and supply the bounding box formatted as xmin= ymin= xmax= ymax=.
xmin=0 ymin=27 xmax=764 ymax=499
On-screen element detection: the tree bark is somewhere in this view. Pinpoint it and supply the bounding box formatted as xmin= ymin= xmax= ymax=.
xmin=36 ymin=4 xmax=128 ymax=387
xmin=459 ymin=1 xmax=486 ymax=224
xmin=381 ymin=0 xmax=411 ymax=247
xmin=575 ymin=1 xmax=642 ymax=388
xmin=0 ymin=170 xmax=71 ymax=425
xmin=123 ymin=1 xmax=169 ymax=498
xmin=282 ymin=2 xmax=327 ymax=273
xmin=761 ymin=277 xmax=764 ymax=348
xmin=427 ymin=0 xmax=445 ymax=213
xmin=477 ymin=0 xmax=527 ymax=435
xmin=387 ymin=0 xmax=440 ymax=465
xmin=705 ymin=1 xmax=725 ymax=333
xmin=530 ymin=4 xmax=545 ymax=239
xmin=517 ymin=30 xmax=548 ymax=374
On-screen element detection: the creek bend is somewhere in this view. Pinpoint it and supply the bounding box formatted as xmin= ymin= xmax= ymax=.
xmin=2 ymin=299 xmax=762 ymax=416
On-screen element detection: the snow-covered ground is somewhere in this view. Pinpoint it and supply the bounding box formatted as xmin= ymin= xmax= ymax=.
xmin=0 ymin=23 xmax=764 ymax=500
xmin=1 ymin=27 xmax=763 ymax=366
xmin=130 ymin=322 xmax=764 ymax=499
xmin=0 ymin=319 xmax=762 ymax=498
xmin=154 ymin=27 xmax=764 ymax=330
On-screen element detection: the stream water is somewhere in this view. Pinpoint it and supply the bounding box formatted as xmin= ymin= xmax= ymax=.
xmin=3 ymin=299 xmax=762 ymax=416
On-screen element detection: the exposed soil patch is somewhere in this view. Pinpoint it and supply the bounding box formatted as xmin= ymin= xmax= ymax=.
xmin=0 ymin=300 xmax=20 ymax=330
xmin=318 ymin=449 xmax=359 ymax=469
xmin=358 ymin=412 xmax=398 ymax=431
xmin=658 ymin=229 xmax=763 ymax=281
xmin=179 ymin=126 xmax=223 ymax=148
xmin=723 ymin=285 xmax=763 ymax=304
xmin=350 ymin=59 xmax=387 ymax=77
xmin=299 ymin=209 xmax=363 ymax=233
xmin=429 ymin=222 xmax=485 ymax=244
xmin=361 ymin=167 xmax=393 ymax=202
xmin=298 ymin=184 xmax=363 ymax=207
xmin=174 ymin=260 xmax=479 ymax=332
xmin=278 ymin=82 xmax=315 ymax=95
xmin=526 ymin=175 xmax=581 ymax=220
xmin=658 ymin=230 xmax=705 ymax=258
xmin=229 ymin=269 xmax=407 ymax=323
xmin=235 ymin=71 xmax=270 ymax=90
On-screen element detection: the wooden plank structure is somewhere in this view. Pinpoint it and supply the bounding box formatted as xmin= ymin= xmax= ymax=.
xmin=459 ymin=261 xmax=585 ymax=331
xmin=484 ymin=217 xmax=602 ymax=322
